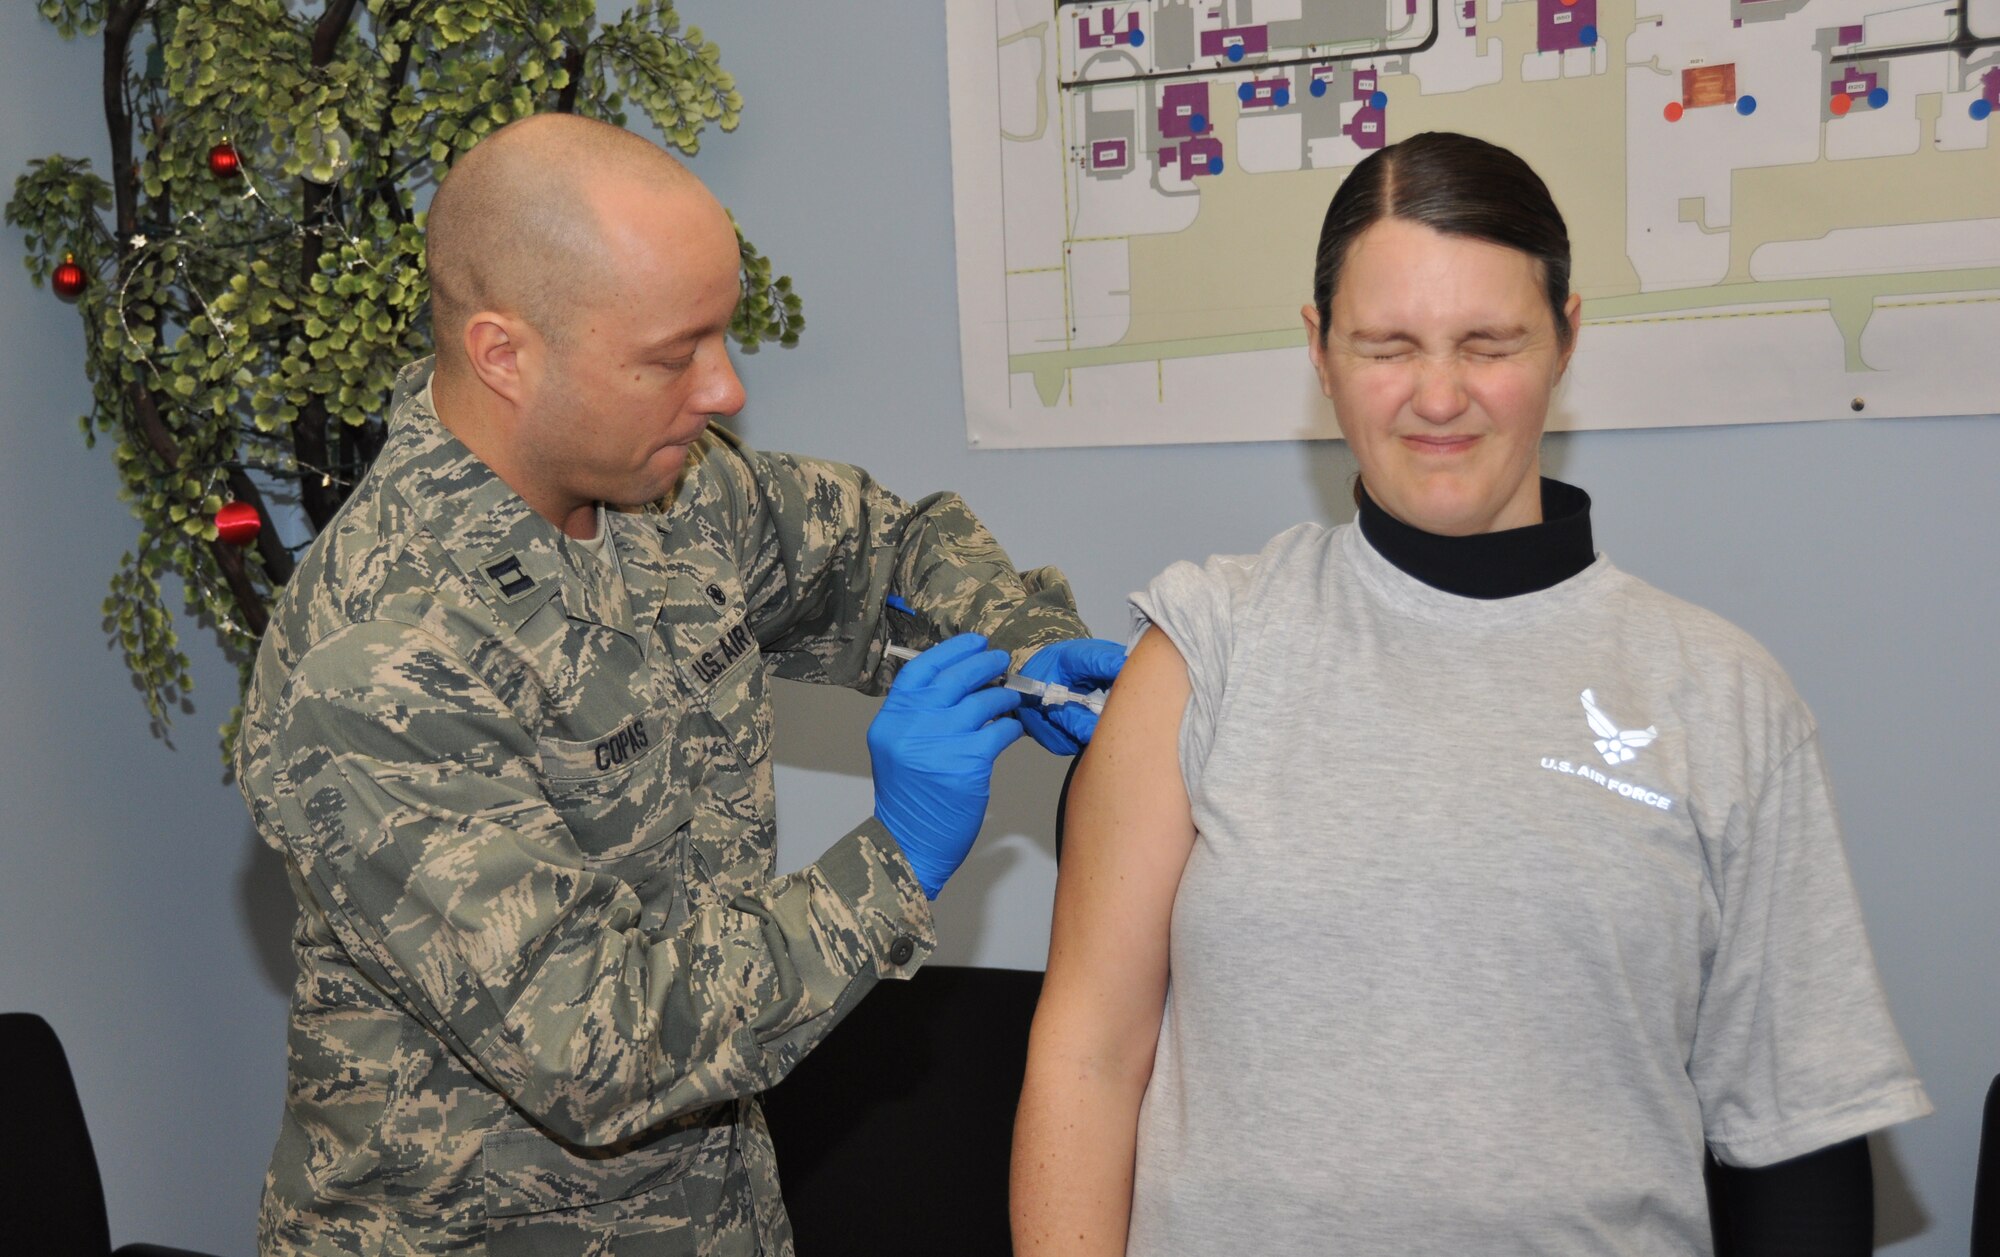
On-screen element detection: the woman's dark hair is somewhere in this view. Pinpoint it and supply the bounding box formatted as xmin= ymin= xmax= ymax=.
xmin=1312 ymin=131 xmax=1573 ymax=348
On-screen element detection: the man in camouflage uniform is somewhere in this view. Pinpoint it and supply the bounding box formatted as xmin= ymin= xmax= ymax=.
xmin=236 ymin=115 xmax=1120 ymax=1254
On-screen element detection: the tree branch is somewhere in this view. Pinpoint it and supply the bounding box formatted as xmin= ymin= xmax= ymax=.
xmin=292 ymin=0 xmax=365 ymax=531
xmin=556 ymin=45 xmax=585 ymax=113
xmin=127 ymin=383 xmax=270 ymax=636
xmin=103 ymin=1 xmax=283 ymax=635
xmin=226 ymin=464 xmax=297 ymax=587
xmin=103 ymin=0 xmax=148 ymax=242
xmin=362 ymin=6 xmax=419 ymax=225
xmin=311 ymin=0 xmax=362 ymax=64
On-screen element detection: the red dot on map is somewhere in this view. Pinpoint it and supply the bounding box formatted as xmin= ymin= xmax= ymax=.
xmin=1830 ymin=93 xmax=1851 ymax=116
xmin=1664 ymin=101 xmax=1683 ymax=122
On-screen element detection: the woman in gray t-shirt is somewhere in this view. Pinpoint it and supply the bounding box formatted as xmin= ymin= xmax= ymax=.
xmin=1010 ymin=132 xmax=1929 ymax=1257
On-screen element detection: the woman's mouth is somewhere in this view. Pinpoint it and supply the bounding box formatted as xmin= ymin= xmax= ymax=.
xmin=1401 ymin=434 xmax=1480 ymax=455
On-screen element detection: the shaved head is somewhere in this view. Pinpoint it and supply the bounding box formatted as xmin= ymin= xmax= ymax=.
xmin=427 ymin=114 xmax=707 ymax=367
xmin=424 ymin=113 xmax=747 ymax=537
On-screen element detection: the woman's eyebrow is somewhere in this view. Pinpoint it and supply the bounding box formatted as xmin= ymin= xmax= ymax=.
xmin=1345 ymin=326 xmax=1416 ymax=343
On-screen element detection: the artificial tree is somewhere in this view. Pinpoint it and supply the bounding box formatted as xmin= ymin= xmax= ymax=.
xmin=8 ymin=0 xmax=801 ymax=755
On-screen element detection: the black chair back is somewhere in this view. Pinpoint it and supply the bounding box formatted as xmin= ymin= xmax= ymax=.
xmin=762 ymin=965 xmax=1042 ymax=1256
xmin=1975 ymin=1073 xmax=2000 ymax=1256
xmin=0 ymin=1011 xmax=115 ymax=1256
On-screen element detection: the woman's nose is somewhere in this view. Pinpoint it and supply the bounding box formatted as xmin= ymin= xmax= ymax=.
xmin=1410 ymin=358 xmax=1468 ymax=424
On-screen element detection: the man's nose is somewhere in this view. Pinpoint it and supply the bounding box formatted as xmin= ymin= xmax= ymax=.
xmin=703 ymin=352 xmax=746 ymax=418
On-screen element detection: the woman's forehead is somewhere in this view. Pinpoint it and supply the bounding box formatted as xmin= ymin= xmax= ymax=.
xmin=1334 ymin=221 xmax=1549 ymax=329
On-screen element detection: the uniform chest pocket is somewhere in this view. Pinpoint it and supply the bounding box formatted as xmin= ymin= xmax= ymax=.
xmin=538 ymin=716 xmax=690 ymax=865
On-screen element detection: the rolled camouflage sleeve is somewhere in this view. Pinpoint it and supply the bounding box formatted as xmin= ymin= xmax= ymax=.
xmin=267 ymin=619 xmax=933 ymax=1149
xmin=685 ymin=427 xmax=1088 ymax=688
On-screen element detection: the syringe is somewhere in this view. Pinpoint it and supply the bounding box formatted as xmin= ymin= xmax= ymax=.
xmin=883 ymin=643 xmax=1107 ymax=715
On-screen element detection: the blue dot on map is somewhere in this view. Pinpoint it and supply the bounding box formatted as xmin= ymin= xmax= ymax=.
xmin=1239 ymin=83 xmax=1256 ymax=102
xmin=1190 ymin=113 xmax=1207 ymax=133
xmin=1311 ymin=78 xmax=1327 ymax=97
xmin=1974 ymin=99 xmax=1994 ymax=121
xmin=1736 ymin=95 xmax=1757 ymax=115
xmin=1208 ymin=155 xmax=1224 ymax=174
xmin=1370 ymin=90 xmax=1388 ymax=109
xmin=1130 ymin=29 xmax=1145 ymax=47
xmin=1275 ymin=87 xmax=1291 ymax=107
xmin=1227 ymin=45 xmax=1245 ymax=62
xmin=1579 ymin=25 xmax=1598 ymax=46
xmin=1867 ymin=86 xmax=1888 ymax=109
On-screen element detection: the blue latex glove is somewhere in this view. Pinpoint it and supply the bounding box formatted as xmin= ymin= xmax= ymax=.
xmin=1015 ymin=637 xmax=1128 ymax=755
xmin=869 ymin=634 xmax=1025 ymax=898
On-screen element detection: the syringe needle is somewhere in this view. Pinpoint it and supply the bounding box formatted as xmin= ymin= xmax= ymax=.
xmin=883 ymin=642 xmax=1104 ymax=714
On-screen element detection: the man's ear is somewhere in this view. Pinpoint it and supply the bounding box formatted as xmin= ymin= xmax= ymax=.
xmin=462 ymin=311 xmax=534 ymax=404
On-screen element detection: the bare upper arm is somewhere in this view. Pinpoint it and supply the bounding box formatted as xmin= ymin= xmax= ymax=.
xmin=1035 ymin=626 xmax=1199 ymax=1065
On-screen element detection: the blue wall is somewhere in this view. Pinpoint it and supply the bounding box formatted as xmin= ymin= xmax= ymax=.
xmin=2 ymin=5 xmax=1993 ymax=1251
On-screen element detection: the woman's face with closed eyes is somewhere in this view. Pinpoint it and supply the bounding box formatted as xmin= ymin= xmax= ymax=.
xmin=1304 ymin=217 xmax=1581 ymax=537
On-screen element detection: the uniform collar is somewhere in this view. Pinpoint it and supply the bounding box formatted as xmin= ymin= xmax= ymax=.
xmin=377 ymin=357 xmax=636 ymax=640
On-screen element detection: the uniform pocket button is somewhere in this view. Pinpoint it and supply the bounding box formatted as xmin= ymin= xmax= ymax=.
xmin=887 ymin=936 xmax=916 ymax=966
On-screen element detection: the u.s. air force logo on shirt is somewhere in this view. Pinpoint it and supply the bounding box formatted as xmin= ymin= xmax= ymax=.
xmin=1582 ymin=688 xmax=1656 ymax=765
xmin=1540 ymin=688 xmax=1676 ymax=812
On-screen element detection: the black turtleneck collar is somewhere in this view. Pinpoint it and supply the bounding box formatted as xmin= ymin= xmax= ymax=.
xmin=1356 ymin=478 xmax=1595 ymax=600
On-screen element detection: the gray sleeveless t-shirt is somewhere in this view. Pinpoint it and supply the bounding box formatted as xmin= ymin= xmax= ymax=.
xmin=1124 ymin=522 xmax=1928 ymax=1257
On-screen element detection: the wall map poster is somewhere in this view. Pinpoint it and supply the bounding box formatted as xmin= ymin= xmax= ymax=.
xmin=946 ymin=0 xmax=2000 ymax=448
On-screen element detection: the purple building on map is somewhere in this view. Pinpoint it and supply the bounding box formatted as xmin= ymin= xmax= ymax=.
xmin=1832 ymin=68 xmax=1878 ymax=102
xmin=1158 ymin=82 xmax=1211 ymax=139
xmin=1077 ymin=6 xmax=1141 ymax=51
xmin=1982 ymin=66 xmax=2000 ymax=108
xmin=1346 ymin=103 xmax=1386 ymax=149
xmin=1837 ymin=24 xmax=1864 ymax=45
xmin=1200 ymin=25 xmax=1270 ymax=60
xmin=1536 ymin=0 xmax=1598 ymax=52
xmin=1240 ymin=77 xmax=1290 ymax=108
xmin=1158 ymin=134 xmax=1225 ymax=179
xmin=1091 ymin=139 xmax=1130 ymax=172
xmin=1346 ymin=67 xmax=1387 ymax=150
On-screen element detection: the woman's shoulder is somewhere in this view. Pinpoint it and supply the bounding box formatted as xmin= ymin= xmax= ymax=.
xmin=1599 ymin=565 xmax=1814 ymax=741
xmin=1140 ymin=522 xmax=1341 ymax=612
xmin=1129 ymin=522 xmax=1344 ymax=654
xmin=1605 ymin=568 xmax=1784 ymax=667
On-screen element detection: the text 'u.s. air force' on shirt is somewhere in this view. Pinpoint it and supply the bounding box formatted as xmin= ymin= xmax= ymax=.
xmin=1539 ymin=756 xmax=1676 ymax=812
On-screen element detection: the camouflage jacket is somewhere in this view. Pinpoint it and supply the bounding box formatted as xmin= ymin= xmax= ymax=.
xmin=236 ymin=359 xmax=1086 ymax=1255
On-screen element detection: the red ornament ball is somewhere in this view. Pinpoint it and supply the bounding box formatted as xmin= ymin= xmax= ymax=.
xmin=52 ymin=252 xmax=87 ymax=300
xmin=214 ymin=501 xmax=261 ymax=547
xmin=207 ymin=141 xmax=241 ymax=179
